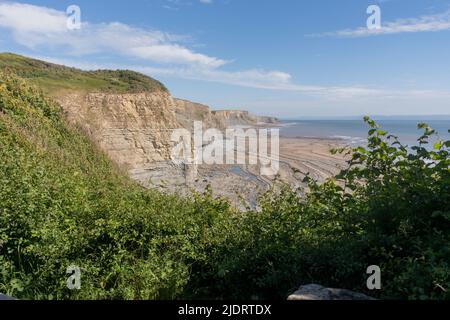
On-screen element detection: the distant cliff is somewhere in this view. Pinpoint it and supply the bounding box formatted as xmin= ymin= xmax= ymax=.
xmin=211 ymin=110 xmax=279 ymax=126
xmin=174 ymin=98 xmax=279 ymax=130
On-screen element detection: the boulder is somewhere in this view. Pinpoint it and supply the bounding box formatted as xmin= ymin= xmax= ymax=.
xmin=0 ymin=293 xmax=15 ymax=300
xmin=288 ymin=284 xmax=375 ymax=301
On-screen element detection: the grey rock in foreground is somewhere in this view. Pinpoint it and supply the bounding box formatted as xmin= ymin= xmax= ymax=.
xmin=288 ymin=284 xmax=375 ymax=301
xmin=0 ymin=293 xmax=16 ymax=300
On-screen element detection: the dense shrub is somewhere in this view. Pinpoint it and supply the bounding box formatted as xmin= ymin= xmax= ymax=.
xmin=190 ymin=118 xmax=450 ymax=300
xmin=0 ymin=72 xmax=449 ymax=300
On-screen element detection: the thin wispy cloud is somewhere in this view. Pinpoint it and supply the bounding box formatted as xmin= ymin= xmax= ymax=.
xmin=308 ymin=9 xmax=450 ymax=38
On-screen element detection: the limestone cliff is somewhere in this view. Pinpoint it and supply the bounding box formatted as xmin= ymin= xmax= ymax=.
xmin=174 ymin=98 xmax=279 ymax=130
xmin=212 ymin=110 xmax=278 ymax=126
xmin=56 ymin=91 xmax=181 ymax=170
xmin=173 ymin=98 xmax=224 ymax=130
xmin=56 ymin=93 xmax=277 ymax=170
xmin=54 ymin=90 xmax=280 ymax=206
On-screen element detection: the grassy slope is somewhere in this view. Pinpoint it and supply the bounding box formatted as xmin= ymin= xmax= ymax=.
xmin=0 ymin=53 xmax=168 ymax=96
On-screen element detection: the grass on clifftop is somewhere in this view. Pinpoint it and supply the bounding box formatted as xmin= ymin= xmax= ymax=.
xmin=0 ymin=53 xmax=167 ymax=96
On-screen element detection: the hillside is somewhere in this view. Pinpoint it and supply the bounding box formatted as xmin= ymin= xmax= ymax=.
xmin=0 ymin=53 xmax=168 ymax=96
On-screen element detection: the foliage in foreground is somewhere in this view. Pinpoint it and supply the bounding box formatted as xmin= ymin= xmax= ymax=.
xmin=193 ymin=118 xmax=450 ymax=300
xmin=0 ymin=72 xmax=449 ymax=300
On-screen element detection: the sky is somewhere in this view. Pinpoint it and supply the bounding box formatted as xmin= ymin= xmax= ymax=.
xmin=0 ymin=0 xmax=449 ymax=119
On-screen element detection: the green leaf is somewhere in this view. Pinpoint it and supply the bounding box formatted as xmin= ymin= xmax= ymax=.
xmin=434 ymin=141 xmax=443 ymax=150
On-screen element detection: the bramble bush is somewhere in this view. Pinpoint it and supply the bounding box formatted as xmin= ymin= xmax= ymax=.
xmin=0 ymin=72 xmax=449 ymax=300
xmin=190 ymin=117 xmax=450 ymax=300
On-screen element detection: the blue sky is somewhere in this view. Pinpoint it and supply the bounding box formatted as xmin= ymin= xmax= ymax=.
xmin=0 ymin=0 xmax=450 ymax=118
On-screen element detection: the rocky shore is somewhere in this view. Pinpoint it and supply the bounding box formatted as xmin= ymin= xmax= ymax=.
xmin=177 ymin=136 xmax=349 ymax=210
xmin=129 ymin=134 xmax=348 ymax=210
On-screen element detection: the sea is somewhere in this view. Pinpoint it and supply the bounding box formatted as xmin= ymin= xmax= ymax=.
xmin=279 ymin=120 xmax=450 ymax=148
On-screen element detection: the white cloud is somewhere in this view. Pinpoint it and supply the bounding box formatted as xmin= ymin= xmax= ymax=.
xmin=200 ymin=0 xmax=213 ymax=4
xmin=0 ymin=2 xmax=67 ymax=33
xmin=129 ymin=44 xmax=226 ymax=68
xmin=0 ymin=2 xmax=226 ymax=67
xmin=308 ymin=9 xmax=450 ymax=37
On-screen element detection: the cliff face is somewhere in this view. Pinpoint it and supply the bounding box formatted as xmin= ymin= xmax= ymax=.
xmin=174 ymin=98 xmax=279 ymax=130
xmin=56 ymin=91 xmax=181 ymax=170
xmin=212 ymin=110 xmax=279 ymax=127
xmin=55 ymin=92 xmax=279 ymax=208
xmin=55 ymin=92 xmax=271 ymax=187
xmin=173 ymin=98 xmax=224 ymax=130
xmin=57 ymin=93 xmax=278 ymax=173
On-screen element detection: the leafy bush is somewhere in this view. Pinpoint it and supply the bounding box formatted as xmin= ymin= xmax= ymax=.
xmin=190 ymin=117 xmax=450 ymax=300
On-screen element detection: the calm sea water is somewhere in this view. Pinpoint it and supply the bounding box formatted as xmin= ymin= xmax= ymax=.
xmin=280 ymin=120 xmax=450 ymax=147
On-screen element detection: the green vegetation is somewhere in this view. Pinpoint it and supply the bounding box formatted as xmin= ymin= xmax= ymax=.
xmin=0 ymin=71 xmax=449 ymax=300
xmin=0 ymin=53 xmax=167 ymax=96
